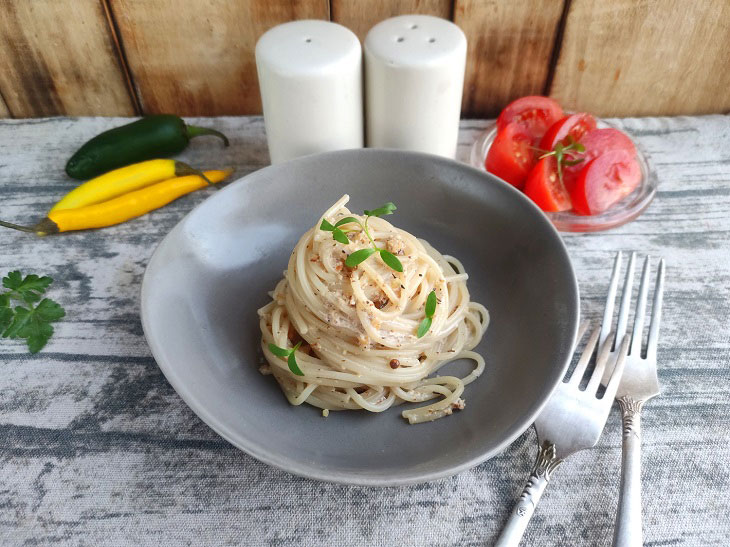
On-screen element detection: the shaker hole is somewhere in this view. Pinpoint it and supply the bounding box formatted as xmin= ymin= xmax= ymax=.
xmin=397 ymin=37 xmax=404 ymax=42
xmin=410 ymin=24 xmax=418 ymax=29
xmin=429 ymin=37 xmax=436 ymax=43
xmin=305 ymin=38 xmax=312 ymax=43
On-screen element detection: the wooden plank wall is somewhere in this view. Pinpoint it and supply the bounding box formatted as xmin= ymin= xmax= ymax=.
xmin=0 ymin=0 xmax=728 ymax=118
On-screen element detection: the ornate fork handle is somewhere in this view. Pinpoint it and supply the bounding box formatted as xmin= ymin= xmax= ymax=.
xmin=613 ymin=396 xmax=645 ymax=547
xmin=494 ymin=441 xmax=563 ymax=547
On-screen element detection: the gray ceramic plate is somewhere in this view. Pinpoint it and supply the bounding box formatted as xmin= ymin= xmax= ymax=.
xmin=141 ymin=149 xmax=579 ymax=486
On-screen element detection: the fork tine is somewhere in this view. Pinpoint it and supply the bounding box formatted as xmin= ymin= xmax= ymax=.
xmin=600 ymin=252 xmax=623 ymax=351
xmin=568 ymin=326 xmax=600 ymax=385
xmin=647 ymin=258 xmax=666 ymax=358
xmin=575 ymin=320 xmax=589 ymax=350
xmin=615 ymin=252 xmax=636 ymax=350
xmin=585 ymin=332 xmax=615 ymax=393
xmin=603 ymin=335 xmax=631 ymax=402
xmin=630 ymin=256 xmax=651 ymax=356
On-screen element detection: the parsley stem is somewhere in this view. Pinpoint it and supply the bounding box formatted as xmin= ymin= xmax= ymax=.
xmin=362 ymin=217 xmax=378 ymax=250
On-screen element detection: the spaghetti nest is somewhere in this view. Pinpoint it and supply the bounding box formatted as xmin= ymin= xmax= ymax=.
xmin=258 ymin=195 xmax=489 ymax=424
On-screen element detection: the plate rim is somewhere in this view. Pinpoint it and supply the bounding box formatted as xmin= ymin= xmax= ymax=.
xmin=140 ymin=148 xmax=580 ymax=486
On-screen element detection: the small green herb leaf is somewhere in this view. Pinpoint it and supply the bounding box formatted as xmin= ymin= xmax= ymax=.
xmin=2 ymin=299 xmax=65 ymax=354
xmin=0 ymin=305 xmax=12 ymax=332
xmin=364 ymin=202 xmax=396 ymax=217
xmin=320 ymin=219 xmax=335 ymax=231
xmin=3 ymin=271 xmax=53 ymax=303
xmin=287 ymin=352 xmax=304 ymax=376
xmin=334 ymin=216 xmax=360 ymax=228
xmin=425 ymin=290 xmax=437 ymax=317
xmin=268 ymin=343 xmax=291 ymax=358
xmin=345 ymin=248 xmax=377 ymax=268
xmin=332 ymin=228 xmax=350 ymax=245
xmin=3 ymin=305 xmax=30 ymax=338
xmin=0 ymin=271 xmax=65 ymax=354
xmin=416 ymin=317 xmax=432 ymax=338
xmin=33 ymin=298 xmax=65 ymax=322
xmin=379 ymin=250 xmax=403 ymax=272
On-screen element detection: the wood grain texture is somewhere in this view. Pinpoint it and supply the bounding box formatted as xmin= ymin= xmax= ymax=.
xmin=0 ymin=0 xmax=136 ymax=117
xmin=454 ymin=0 xmax=566 ymax=117
xmin=550 ymin=0 xmax=730 ymax=116
xmin=109 ymin=0 xmax=329 ymax=116
xmin=331 ymin=0 xmax=452 ymax=42
xmin=0 ymin=94 xmax=10 ymax=118
xmin=1 ymin=115 xmax=730 ymax=545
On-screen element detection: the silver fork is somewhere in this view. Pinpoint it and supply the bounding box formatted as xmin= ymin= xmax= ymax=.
xmin=599 ymin=252 xmax=665 ymax=547
xmin=494 ymin=321 xmax=630 ymax=547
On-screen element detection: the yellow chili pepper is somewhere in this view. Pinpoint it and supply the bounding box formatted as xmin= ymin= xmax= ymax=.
xmin=50 ymin=158 xmax=211 ymax=212
xmin=0 ymin=169 xmax=232 ymax=236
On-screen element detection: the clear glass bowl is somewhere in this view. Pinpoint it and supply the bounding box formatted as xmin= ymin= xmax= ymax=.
xmin=469 ymin=120 xmax=658 ymax=232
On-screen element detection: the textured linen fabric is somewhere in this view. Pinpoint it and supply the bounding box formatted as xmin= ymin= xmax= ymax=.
xmin=0 ymin=116 xmax=728 ymax=546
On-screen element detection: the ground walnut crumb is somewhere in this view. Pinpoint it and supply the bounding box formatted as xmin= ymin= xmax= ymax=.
xmin=452 ymin=398 xmax=466 ymax=410
xmin=386 ymin=236 xmax=406 ymax=256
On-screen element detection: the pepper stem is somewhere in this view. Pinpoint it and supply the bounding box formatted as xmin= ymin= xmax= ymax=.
xmin=174 ymin=161 xmax=214 ymax=185
xmin=185 ymin=125 xmax=230 ymax=147
xmin=0 ymin=219 xmax=37 ymax=234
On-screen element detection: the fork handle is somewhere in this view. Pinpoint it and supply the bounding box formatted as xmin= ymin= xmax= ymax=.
xmin=495 ymin=441 xmax=562 ymax=547
xmin=613 ymin=397 xmax=644 ymax=547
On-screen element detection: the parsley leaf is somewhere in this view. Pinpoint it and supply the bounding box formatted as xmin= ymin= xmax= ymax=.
xmin=268 ymin=341 xmax=305 ymax=376
xmin=345 ymin=248 xmax=376 ymax=267
xmin=0 ymin=295 xmax=12 ymax=332
xmin=320 ymin=219 xmax=335 ymax=231
xmin=416 ymin=317 xmax=432 ymax=339
xmin=416 ymin=290 xmax=438 ymax=338
xmin=268 ymin=343 xmax=290 ymax=357
xmin=379 ymin=250 xmax=403 ymax=272
xmin=332 ymin=228 xmax=350 ymax=245
xmin=363 ymin=202 xmax=396 ymax=217
xmin=0 ymin=271 xmax=64 ymax=354
xmin=425 ymin=290 xmax=437 ymax=317
xmin=334 ymin=217 xmax=360 ymax=228
xmin=3 ymin=271 xmax=53 ymax=303
xmin=287 ymin=353 xmax=304 ymax=376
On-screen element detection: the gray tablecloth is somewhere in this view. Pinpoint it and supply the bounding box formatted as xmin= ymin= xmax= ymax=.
xmin=1 ymin=116 xmax=728 ymax=546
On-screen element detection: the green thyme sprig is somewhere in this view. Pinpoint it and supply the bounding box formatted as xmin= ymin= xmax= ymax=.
xmin=416 ymin=290 xmax=438 ymax=338
xmin=535 ymin=135 xmax=586 ymax=187
xmin=268 ymin=342 xmax=304 ymax=376
xmin=0 ymin=271 xmax=65 ymax=354
xmin=319 ymin=202 xmax=404 ymax=273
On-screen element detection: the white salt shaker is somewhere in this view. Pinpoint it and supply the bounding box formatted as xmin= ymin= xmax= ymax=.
xmin=364 ymin=15 xmax=467 ymax=158
xmin=256 ymin=20 xmax=364 ymax=164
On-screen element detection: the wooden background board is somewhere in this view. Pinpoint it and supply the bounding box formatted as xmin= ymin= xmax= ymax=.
xmin=332 ymin=0 xmax=451 ymax=41
xmin=549 ymin=0 xmax=730 ymax=116
xmin=0 ymin=0 xmax=136 ymax=117
xmin=108 ymin=0 xmax=330 ymax=116
xmin=454 ymin=0 xmax=566 ymax=118
xmin=0 ymin=0 xmax=728 ymax=118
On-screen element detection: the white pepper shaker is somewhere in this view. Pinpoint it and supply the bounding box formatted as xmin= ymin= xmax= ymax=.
xmin=256 ymin=20 xmax=364 ymax=164
xmin=364 ymin=15 xmax=467 ymax=158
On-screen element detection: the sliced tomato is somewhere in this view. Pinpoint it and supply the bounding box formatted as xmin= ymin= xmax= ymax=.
xmin=570 ymin=150 xmax=642 ymax=215
xmin=523 ymin=157 xmax=572 ymax=212
xmin=485 ymin=122 xmax=535 ymax=189
xmin=539 ymin=113 xmax=597 ymax=151
xmin=496 ymin=96 xmax=564 ymax=144
xmin=563 ymin=127 xmax=637 ymax=185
